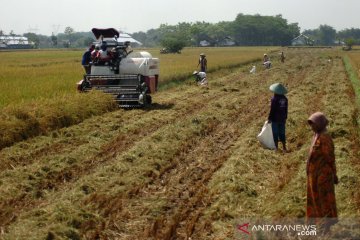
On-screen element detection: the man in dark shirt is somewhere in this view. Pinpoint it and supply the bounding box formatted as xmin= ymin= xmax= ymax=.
xmin=82 ymin=44 xmax=95 ymax=74
xmin=268 ymin=83 xmax=288 ymax=152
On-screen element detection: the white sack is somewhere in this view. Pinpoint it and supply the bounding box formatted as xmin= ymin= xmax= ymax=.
xmin=257 ymin=121 xmax=276 ymax=149
xmin=250 ymin=65 xmax=256 ymax=74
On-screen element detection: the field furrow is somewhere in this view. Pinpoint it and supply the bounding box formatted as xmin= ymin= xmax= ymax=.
xmin=0 ymin=48 xmax=360 ymax=240
xmin=0 ymin=69 xmax=249 ymax=230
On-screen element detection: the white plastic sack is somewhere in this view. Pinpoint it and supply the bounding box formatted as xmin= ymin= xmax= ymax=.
xmin=250 ymin=65 xmax=256 ymax=74
xmin=257 ymin=121 xmax=276 ymax=149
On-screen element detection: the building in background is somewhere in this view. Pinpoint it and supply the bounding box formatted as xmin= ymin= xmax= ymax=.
xmin=291 ymin=34 xmax=314 ymax=46
xmin=0 ymin=35 xmax=34 ymax=49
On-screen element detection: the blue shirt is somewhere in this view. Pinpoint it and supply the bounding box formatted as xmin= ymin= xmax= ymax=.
xmin=82 ymin=49 xmax=92 ymax=65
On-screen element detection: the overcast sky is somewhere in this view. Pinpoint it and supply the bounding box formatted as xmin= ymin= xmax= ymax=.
xmin=0 ymin=0 xmax=359 ymax=36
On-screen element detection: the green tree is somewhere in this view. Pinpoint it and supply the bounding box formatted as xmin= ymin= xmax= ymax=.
xmin=131 ymin=31 xmax=147 ymax=45
xmin=133 ymin=13 xmax=300 ymax=47
xmin=302 ymin=29 xmax=320 ymax=44
xmin=231 ymin=14 xmax=300 ymax=46
xmin=23 ymin=32 xmax=40 ymax=48
xmin=64 ymin=26 xmax=75 ymax=47
xmin=337 ymin=28 xmax=360 ymax=45
xmin=208 ymin=22 xmax=232 ymax=45
xmin=344 ymin=38 xmax=355 ymax=50
xmin=160 ymin=36 xmax=186 ymax=53
xmin=318 ymin=25 xmax=336 ymax=45
xmin=303 ymin=25 xmax=337 ymax=45
xmin=83 ymin=37 xmax=94 ymax=47
xmin=50 ymin=33 xmax=58 ymax=47
xmin=190 ymin=22 xmax=212 ymax=46
xmin=158 ymin=23 xmax=188 ymax=52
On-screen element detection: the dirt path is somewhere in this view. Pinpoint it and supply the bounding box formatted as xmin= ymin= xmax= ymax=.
xmin=1 ymin=49 xmax=359 ymax=239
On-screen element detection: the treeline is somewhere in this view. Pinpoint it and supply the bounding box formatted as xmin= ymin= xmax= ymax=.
xmin=132 ymin=14 xmax=300 ymax=47
xmin=2 ymin=13 xmax=360 ymax=48
xmin=131 ymin=14 xmax=360 ymax=47
xmin=303 ymin=25 xmax=360 ymax=45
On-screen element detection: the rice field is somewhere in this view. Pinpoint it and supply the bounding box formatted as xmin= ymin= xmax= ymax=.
xmin=0 ymin=48 xmax=359 ymax=239
xmin=0 ymin=47 xmax=277 ymax=108
xmin=0 ymin=50 xmax=81 ymax=107
xmin=0 ymin=47 xmax=278 ymax=149
xmin=347 ymin=49 xmax=360 ymax=78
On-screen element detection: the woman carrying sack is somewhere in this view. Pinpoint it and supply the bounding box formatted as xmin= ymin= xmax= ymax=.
xmin=268 ymin=83 xmax=288 ymax=152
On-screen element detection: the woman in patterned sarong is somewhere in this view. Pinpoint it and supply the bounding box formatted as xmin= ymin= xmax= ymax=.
xmin=306 ymin=112 xmax=338 ymax=230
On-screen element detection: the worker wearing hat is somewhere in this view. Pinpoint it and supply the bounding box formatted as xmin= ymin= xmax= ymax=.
xmin=263 ymin=53 xmax=271 ymax=69
xmin=268 ymin=83 xmax=288 ymax=152
xmin=192 ymin=70 xmax=207 ymax=86
xmin=197 ymin=53 xmax=207 ymax=72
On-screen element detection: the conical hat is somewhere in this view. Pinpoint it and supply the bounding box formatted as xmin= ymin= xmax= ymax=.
xmin=269 ymin=83 xmax=287 ymax=95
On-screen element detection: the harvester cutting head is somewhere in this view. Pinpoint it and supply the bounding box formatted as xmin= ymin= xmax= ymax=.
xmin=78 ymin=74 xmax=152 ymax=108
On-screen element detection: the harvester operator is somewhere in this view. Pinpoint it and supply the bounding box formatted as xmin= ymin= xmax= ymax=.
xmin=97 ymin=41 xmax=112 ymax=65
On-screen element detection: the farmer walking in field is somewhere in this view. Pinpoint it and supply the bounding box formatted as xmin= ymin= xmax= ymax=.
xmin=268 ymin=83 xmax=288 ymax=152
xmin=198 ymin=53 xmax=207 ymax=72
xmin=306 ymin=112 xmax=338 ymax=232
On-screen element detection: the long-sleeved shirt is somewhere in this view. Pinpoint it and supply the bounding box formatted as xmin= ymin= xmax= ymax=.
xmin=82 ymin=49 xmax=92 ymax=66
xmin=268 ymin=94 xmax=288 ymax=123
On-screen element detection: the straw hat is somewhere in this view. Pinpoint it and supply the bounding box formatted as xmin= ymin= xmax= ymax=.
xmin=269 ymin=83 xmax=287 ymax=95
xmin=200 ymin=53 xmax=206 ymax=56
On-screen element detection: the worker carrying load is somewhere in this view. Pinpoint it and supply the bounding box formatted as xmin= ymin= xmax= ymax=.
xmin=193 ymin=71 xmax=208 ymax=86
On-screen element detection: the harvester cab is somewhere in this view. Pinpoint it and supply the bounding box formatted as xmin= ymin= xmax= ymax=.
xmin=77 ymin=28 xmax=159 ymax=108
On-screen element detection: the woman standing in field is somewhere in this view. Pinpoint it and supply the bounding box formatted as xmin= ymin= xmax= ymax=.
xmin=268 ymin=83 xmax=288 ymax=152
xmin=306 ymin=112 xmax=338 ymax=230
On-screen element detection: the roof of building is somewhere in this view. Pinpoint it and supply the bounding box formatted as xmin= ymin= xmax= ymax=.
xmin=291 ymin=34 xmax=311 ymax=41
xmin=0 ymin=35 xmax=30 ymax=45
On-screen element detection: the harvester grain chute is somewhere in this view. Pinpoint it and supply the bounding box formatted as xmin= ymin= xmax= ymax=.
xmin=77 ymin=28 xmax=159 ymax=108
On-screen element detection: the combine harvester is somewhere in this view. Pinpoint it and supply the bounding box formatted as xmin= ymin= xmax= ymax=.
xmin=77 ymin=28 xmax=159 ymax=107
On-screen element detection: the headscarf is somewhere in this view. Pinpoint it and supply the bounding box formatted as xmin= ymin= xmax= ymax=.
xmin=307 ymin=112 xmax=329 ymax=173
xmin=308 ymin=112 xmax=329 ymax=133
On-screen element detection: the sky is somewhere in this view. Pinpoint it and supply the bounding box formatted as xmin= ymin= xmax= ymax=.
xmin=0 ymin=0 xmax=359 ymax=36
